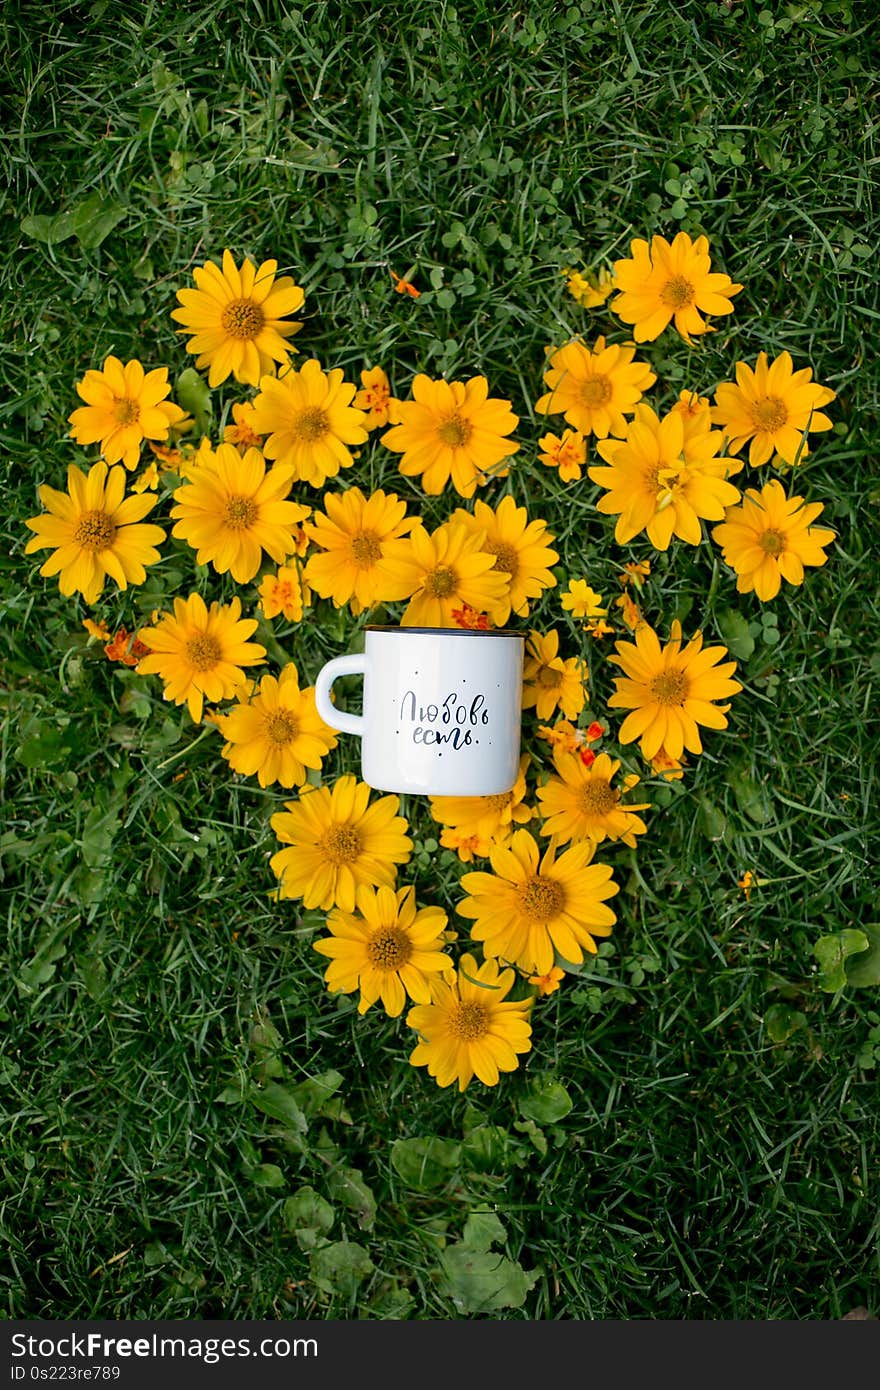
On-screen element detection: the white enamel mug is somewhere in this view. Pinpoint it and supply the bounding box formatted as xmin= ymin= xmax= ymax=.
xmin=314 ymin=626 xmax=526 ymax=796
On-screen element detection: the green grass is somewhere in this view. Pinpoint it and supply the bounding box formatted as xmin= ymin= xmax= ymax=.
xmin=2 ymin=0 xmax=879 ymax=1320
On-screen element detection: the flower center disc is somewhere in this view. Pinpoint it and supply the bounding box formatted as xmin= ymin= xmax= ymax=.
xmin=322 ymin=823 xmax=362 ymax=864
xmin=649 ymin=668 xmax=690 ymax=706
xmin=366 ymin=925 xmax=413 ymax=971
xmin=450 ymin=1000 xmax=489 ymax=1041
xmin=224 ymin=496 xmax=258 ymax=530
xmin=488 ymin=540 xmax=519 ymax=578
xmin=114 ymin=397 xmax=141 ymax=425
xmin=186 ymin=634 xmax=222 ymax=671
xmin=751 ymin=396 xmax=789 ymax=432
xmin=660 ymin=275 xmax=696 ymax=309
xmin=293 ymin=407 xmax=330 ymax=442
xmin=425 ymin=565 xmax=457 ymax=597
xmin=520 ymin=874 xmax=565 ymax=921
xmin=579 ymin=780 xmax=618 ymax=815
xmin=220 ymin=298 xmax=265 ymax=340
xmin=437 ymin=412 xmax=474 ymax=448
xmin=74 ymin=509 xmax=117 ymax=550
xmin=350 ymin=530 xmax=383 ymax=566
xmin=759 ymin=527 xmax=786 ymax=557
xmin=580 ymin=374 xmax=613 ymax=408
xmin=485 ymin=791 xmax=512 ymax=812
xmin=538 ymin=664 xmax=564 ymax=689
xmin=264 ymin=710 xmax=298 ymax=745
xmin=272 ymin=581 xmax=296 ymax=606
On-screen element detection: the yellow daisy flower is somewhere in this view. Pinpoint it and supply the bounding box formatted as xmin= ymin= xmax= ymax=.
xmin=313 ymin=884 xmax=452 ymax=1017
xmin=607 ymin=620 xmax=742 ymax=761
xmin=303 ymin=486 xmax=421 ymax=613
xmin=381 ymin=521 xmax=511 ymax=628
xmin=458 ymin=829 xmax=619 ymax=975
xmin=171 ymin=249 xmax=305 ymax=387
xmin=649 ymin=746 xmax=686 ymax=781
xmin=671 ymin=390 xmax=712 ymax=430
xmin=711 ymin=478 xmax=835 ymax=602
xmin=536 ymin=719 xmax=583 ymax=754
xmin=536 ymin=750 xmax=650 ymax=849
xmin=214 ymin=663 xmax=337 ymax=789
xmin=711 ymin=351 xmax=836 ymax=467
xmin=223 ymin=401 xmax=265 ymax=451
xmin=522 ymin=629 xmax=587 ymax=721
xmin=24 ymin=460 xmax=165 ymax=605
xmin=354 ymin=366 xmax=395 ymax=430
xmin=451 ymin=495 xmax=558 ymax=623
xmin=534 ymin=336 xmax=656 ymax=439
xmin=407 ymin=952 xmax=533 ymax=1092
xmin=251 ymin=358 xmax=368 ymax=487
xmin=137 ymin=593 xmax=266 ymax=724
xmin=537 ymin=429 xmax=588 ymax=483
xmin=258 ymin=563 xmax=310 ymax=622
xmin=563 ymin=265 xmax=616 ymax=308
xmin=610 ymin=232 xmax=743 ymax=342
xmin=269 ymin=775 xmax=413 ymax=912
xmin=381 ymin=373 xmax=519 ymax=498
xmin=131 ymin=461 xmax=160 ymax=494
xmin=589 ymin=403 xmax=742 ymax=549
xmin=82 ymin=617 xmax=112 ymax=642
xmin=438 ymin=828 xmax=493 ymax=862
xmin=429 ymin=754 xmax=532 ymax=858
xmin=561 ymin=580 xmax=606 ymax=621
xmin=68 ymin=356 xmax=177 ymax=470
xmin=170 ymin=443 xmax=310 ymax=584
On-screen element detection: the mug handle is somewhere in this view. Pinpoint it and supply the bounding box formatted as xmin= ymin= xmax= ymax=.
xmin=314 ymin=653 xmax=368 ymax=737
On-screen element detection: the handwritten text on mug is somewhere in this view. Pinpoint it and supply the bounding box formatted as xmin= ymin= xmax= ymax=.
xmin=399 ymin=689 xmax=490 ymax=749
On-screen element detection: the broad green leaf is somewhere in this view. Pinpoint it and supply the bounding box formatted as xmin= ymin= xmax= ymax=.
xmin=80 ymin=954 xmax=109 ymax=1002
xmin=813 ymin=930 xmax=869 ymax=992
xmin=309 ymin=1241 xmax=374 ymax=1297
xmin=69 ymin=193 xmax=127 ymax=248
xmin=390 ymin=1136 xmax=461 ymax=1190
xmin=439 ymin=1245 xmax=538 ymax=1314
xmin=282 ymin=1187 xmax=335 ymax=1250
xmin=513 ymin=1118 xmax=548 ymax=1156
xmin=175 ymin=367 xmax=212 ymax=433
xmin=80 ymin=801 xmax=121 ymax=869
xmin=845 ymin=925 xmax=880 ymax=988
xmin=248 ymin=1082 xmax=308 ymax=1135
xmin=193 ymin=97 xmax=210 ymax=137
xmin=325 ymin=1166 xmax=376 ymax=1231
xmin=21 ymin=196 xmax=126 ymax=249
xmin=20 ymin=214 xmax=56 ymax=243
xmin=716 ymin=608 xmax=755 ymax=662
xmin=726 ymin=765 xmax=771 ymax=825
xmin=461 ymin=1211 xmax=506 ymax=1252
xmin=764 ymin=1003 xmax=807 ymax=1043
xmin=15 ymin=726 xmax=68 ymax=768
xmin=290 ymin=1069 xmax=344 ymax=1117
xmin=251 ymin=1163 xmax=285 ymax=1188
xmin=462 ymin=1123 xmax=516 ymax=1172
xmin=697 ymin=795 xmax=727 ymax=841
xmin=518 ymin=1077 xmax=573 ymax=1126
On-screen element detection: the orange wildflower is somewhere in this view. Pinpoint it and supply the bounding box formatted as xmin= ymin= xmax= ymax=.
xmin=223 ymin=401 xmax=264 ymax=451
xmin=615 ymin=591 xmax=644 ymax=632
xmin=354 ymin=366 xmax=394 ymax=429
xmin=390 ymin=269 xmax=421 ymax=299
xmin=529 ymin=966 xmax=566 ymax=996
xmin=104 ymin=627 xmax=151 ymax=667
xmin=450 ymin=603 xmax=491 ymax=630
